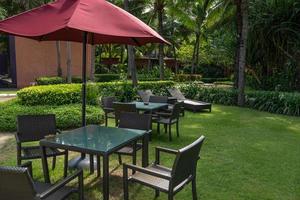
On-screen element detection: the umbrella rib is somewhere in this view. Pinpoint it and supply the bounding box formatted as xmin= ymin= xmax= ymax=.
xmin=131 ymin=37 xmax=141 ymax=46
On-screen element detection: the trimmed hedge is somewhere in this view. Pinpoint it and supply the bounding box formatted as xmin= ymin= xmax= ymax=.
xmin=17 ymin=81 xmax=175 ymax=106
xmin=174 ymin=74 xmax=203 ymax=82
xmin=36 ymin=77 xmax=65 ymax=85
xmin=0 ymin=100 xmax=103 ymax=132
xmin=201 ymin=78 xmax=231 ymax=83
xmin=178 ymin=83 xmax=300 ymax=116
xmin=94 ymin=74 xmax=120 ymax=82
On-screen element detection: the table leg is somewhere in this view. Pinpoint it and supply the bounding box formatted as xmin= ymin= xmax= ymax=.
xmin=142 ymin=134 xmax=149 ymax=167
xmin=103 ymin=154 xmax=109 ymax=200
xmin=40 ymin=145 xmax=50 ymax=183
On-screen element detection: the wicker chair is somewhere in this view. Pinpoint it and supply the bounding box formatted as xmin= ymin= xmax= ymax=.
xmin=115 ymin=112 xmax=152 ymax=165
xmin=123 ymin=136 xmax=205 ymax=200
xmin=154 ymin=102 xmax=183 ymax=141
xmin=149 ymin=95 xmax=168 ymax=103
xmin=16 ymin=115 xmax=67 ymax=175
xmin=113 ymin=102 xmax=137 ymax=126
xmin=101 ymin=96 xmax=116 ymax=126
xmin=0 ymin=162 xmax=84 ymax=200
xmin=137 ymin=90 xmax=154 ymax=102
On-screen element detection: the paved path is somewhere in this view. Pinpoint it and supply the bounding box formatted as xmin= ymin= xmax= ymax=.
xmin=0 ymin=133 xmax=14 ymax=149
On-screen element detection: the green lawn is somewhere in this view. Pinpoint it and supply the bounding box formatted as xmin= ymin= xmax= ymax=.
xmin=0 ymin=105 xmax=300 ymax=200
xmin=0 ymin=88 xmax=18 ymax=94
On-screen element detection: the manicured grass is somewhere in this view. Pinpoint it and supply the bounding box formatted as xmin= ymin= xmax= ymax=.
xmin=0 ymin=105 xmax=300 ymax=200
xmin=0 ymin=88 xmax=18 ymax=94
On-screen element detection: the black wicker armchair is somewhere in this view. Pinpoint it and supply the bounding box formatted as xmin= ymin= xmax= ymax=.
xmin=0 ymin=162 xmax=84 ymax=200
xmin=16 ymin=114 xmax=68 ymax=176
xmin=123 ymin=136 xmax=205 ymax=200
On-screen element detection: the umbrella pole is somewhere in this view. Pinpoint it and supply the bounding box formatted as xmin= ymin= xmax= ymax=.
xmin=82 ymin=32 xmax=88 ymax=127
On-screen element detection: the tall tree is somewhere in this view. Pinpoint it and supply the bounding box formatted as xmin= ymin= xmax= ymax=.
xmin=124 ymin=0 xmax=138 ymax=86
xmin=156 ymin=0 xmax=165 ymax=79
xmin=235 ymin=0 xmax=248 ymax=106
xmin=55 ymin=41 xmax=62 ymax=76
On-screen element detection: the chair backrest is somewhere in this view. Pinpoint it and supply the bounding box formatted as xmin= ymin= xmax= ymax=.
xmin=137 ymin=90 xmax=154 ymax=102
xmin=149 ymin=95 xmax=168 ymax=103
xmin=170 ymin=102 xmax=183 ymax=119
xmin=101 ymin=96 xmax=116 ymax=109
xmin=119 ymin=112 xmax=152 ymax=131
xmin=17 ymin=114 xmax=57 ymax=142
xmin=168 ymin=88 xmax=186 ymax=100
xmin=113 ymin=102 xmax=137 ymax=120
xmin=0 ymin=166 xmax=37 ymax=200
xmin=171 ymin=136 xmax=205 ymax=188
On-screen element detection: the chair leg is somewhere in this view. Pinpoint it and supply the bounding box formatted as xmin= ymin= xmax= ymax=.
xmin=192 ymin=177 xmax=198 ymax=200
xmin=176 ymin=121 xmax=179 ymax=137
xmin=52 ymin=156 xmax=56 ymax=170
xmin=64 ymin=151 xmax=68 ymax=178
xmin=155 ymin=189 xmax=160 ymax=198
xmin=89 ymin=154 xmax=94 ymax=175
xmin=123 ymin=167 xmax=129 ymax=200
xmin=157 ymin=123 xmax=160 ymax=134
xmin=97 ymin=155 xmax=101 ymax=177
xmin=118 ymin=154 xmax=122 ymax=165
xmin=105 ymin=114 xmax=108 ymax=127
xmin=169 ymin=124 xmax=172 ymax=141
xmin=164 ymin=124 xmax=167 ymax=134
xmin=168 ymin=193 xmax=174 ymax=200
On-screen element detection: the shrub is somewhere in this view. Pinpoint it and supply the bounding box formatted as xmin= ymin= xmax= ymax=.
xmin=17 ymin=81 xmax=175 ymax=105
xmin=17 ymin=84 xmax=98 ymax=106
xmin=174 ymin=74 xmax=203 ymax=82
xmin=94 ymin=74 xmax=120 ymax=82
xmin=177 ymin=83 xmax=300 ymax=116
xmin=201 ymin=78 xmax=231 ymax=83
xmin=0 ymin=100 xmax=103 ymax=132
xmin=72 ymin=76 xmax=83 ymax=83
xmin=36 ymin=77 xmax=65 ymax=85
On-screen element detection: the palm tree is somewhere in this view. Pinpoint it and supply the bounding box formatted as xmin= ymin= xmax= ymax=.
xmin=124 ymin=0 xmax=138 ymax=86
xmin=235 ymin=0 xmax=248 ymax=106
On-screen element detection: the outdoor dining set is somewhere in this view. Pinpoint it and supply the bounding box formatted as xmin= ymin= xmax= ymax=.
xmin=0 ymin=88 xmax=210 ymax=200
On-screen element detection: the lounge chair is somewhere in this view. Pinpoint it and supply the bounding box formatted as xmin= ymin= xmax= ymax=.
xmin=168 ymin=88 xmax=212 ymax=112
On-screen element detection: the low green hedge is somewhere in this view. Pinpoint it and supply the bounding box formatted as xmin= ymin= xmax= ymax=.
xmin=174 ymin=74 xmax=203 ymax=82
xmin=36 ymin=77 xmax=65 ymax=85
xmin=178 ymin=83 xmax=300 ymax=116
xmin=0 ymin=100 xmax=103 ymax=132
xmin=94 ymin=74 xmax=120 ymax=82
xmin=17 ymin=81 xmax=175 ymax=106
xmin=201 ymin=78 xmax=231 ymax=83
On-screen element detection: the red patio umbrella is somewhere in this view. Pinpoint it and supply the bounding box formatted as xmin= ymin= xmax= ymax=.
xmin=0 ymin=0 xmax=168 ymax=126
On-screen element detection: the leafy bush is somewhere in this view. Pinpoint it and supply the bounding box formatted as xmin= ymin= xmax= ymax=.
xmin=36 ymin=77 xmax=65 ymax=85
xmin=17 ymin=84 xmax=98 ymax=106
xmin=71 ymin=76 xmax=83 ymax=83
xmin=137 ymin=66 xmax=174 ymax=80
xmin=0 ymin=100 xmax=103 ymax=132
xmin=201 ymin=78 xmax=231 ymax=83
xmin=174 ymin=74 xmax=203 ymax=82
xmin=94 ymin=74 xmax=120 ymax=82
xmin=177 ymin=83 xmax=300 ymax=116
xmin=18 ymin=81 xmax=175 ymax=105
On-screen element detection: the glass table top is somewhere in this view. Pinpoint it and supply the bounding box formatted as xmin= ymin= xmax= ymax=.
xmin=134 ymin=101 xmax=168 ymax=110
xmin=40 ymin=125 xmax=145 ymax=154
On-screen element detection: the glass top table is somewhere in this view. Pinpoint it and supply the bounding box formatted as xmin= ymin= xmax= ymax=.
xmin=40 ymin=125 xmax=149 ymax=200
xmin=134 ymin=101 xmax=168 ymax=112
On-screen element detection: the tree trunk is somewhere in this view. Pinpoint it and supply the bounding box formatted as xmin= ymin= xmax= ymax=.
xmin=173 ymin=45 xmax=178 ymax=74
xmin=90 ymin=45 xmax=95 ymax=81
xmin=237 ymin=0 xmax=249 ymax=106
xmin=234 ymin=0 xmax=242 ymax=89
xmin=157 ymin=0 xmax=164 ymax=80
xmin=191 ymin=33 xmax=200 ymax=74
xmin=124 ymin=0 xmax=138 ymax=86
xmin=66 ymin=42 xmax=72 ymax=83
xmin=56 ymin=41 xmax=62 ymax=77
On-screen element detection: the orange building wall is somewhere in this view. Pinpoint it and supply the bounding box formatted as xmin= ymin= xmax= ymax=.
xmin=15 ymin=37 xmax=91 ymax=88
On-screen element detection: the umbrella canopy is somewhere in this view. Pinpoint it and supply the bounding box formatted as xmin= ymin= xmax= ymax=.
xmin=0 ymin=0 xmax=168 ymax=45
xmin=0 ymin=0 xmax=168 ymax=127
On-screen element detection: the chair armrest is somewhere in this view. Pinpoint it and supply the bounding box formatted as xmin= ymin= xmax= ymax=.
xmin=56 ymin=129 xmax=62 ymax=134
xmin=38 ymin=169 xmax=83 ymax=199
xmin=124 ymin=164 xmax=171 ymax=180
xmin=155 ymin=112 xmax=172 ymax=117
xmin=15 ymin=133 xmax=21 ymax=144
xmin=103 ymin=107 xmax=114 ymax=112
xmin=20 ymin=161 xmax=33 ymax=177
xmin=155 ymin=146 xmax=178 ymax=165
